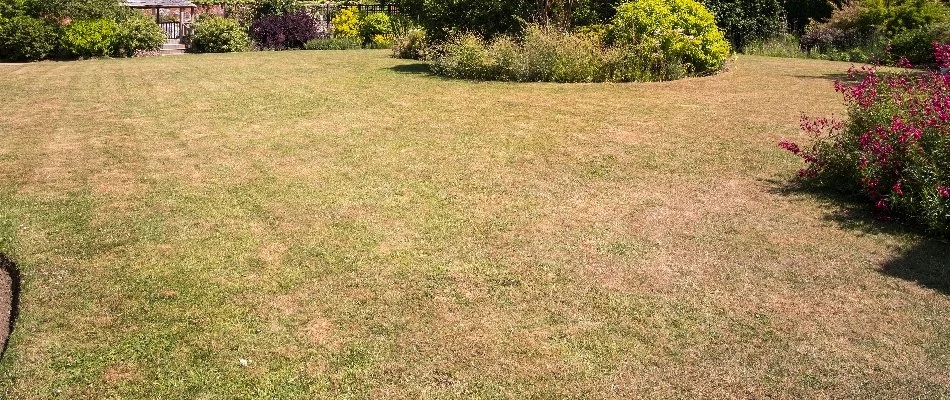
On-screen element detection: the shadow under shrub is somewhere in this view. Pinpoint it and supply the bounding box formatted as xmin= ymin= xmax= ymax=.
xmin=780 ymin=43 xmax=950 ymax=235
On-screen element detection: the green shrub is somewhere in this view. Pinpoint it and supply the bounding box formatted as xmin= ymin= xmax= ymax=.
xmin=429 ymin=33 xmax=493 ymax=80
xmin=429 ymin=24 xmax=690 ymax=82
xmin=395 ymin=0 xmax=537 ymax=42
xmin=190 ymin=16 xmax=250 ymax=53
xmin=609 ymin=0 xmax=731 ymax=74
xmin=862 ymin=0 xmax=948 ymax=36
xmin=60 ymin=18 xmax=118 ymax=58
xmin=24 ymin=0 xmax=128 ymax=20
xmin=304 ymin=36 xmax=360 ymax=50
xmin=802 ymin=0 xmax=948 ymax=60
xmin=701 ymin=0 xmax=786 ymax=51
xmin=604 ymin=41 xmax=687 ymax=81
xmin=744 ymin=34 xmax=808 ymax=58
xmin=890 ymin=21 xmax=950 ymax=65
xmin=331 ymin=6 xmax=361 ymax=40
xmin=575 ymin=24 xmax=608 ymax=45
xmin=253 ymin=0 xmax=299 ymax=18
xmin=359 ymin=13 xmax=391 ymax=45
xmin=517 ymin=25 xmax=605 ymax=82
xmin=113 ymin=12 xmax=166 ymax=57
xmin=0 ymin=0 xmax=25 ymax=21
xmin=0 ymin=15 xmax=58 ymax=61
xmin=392 ymin=28 xmax=426 ymax=59
xmin=785 ymin=0 xmax=839 ymax=33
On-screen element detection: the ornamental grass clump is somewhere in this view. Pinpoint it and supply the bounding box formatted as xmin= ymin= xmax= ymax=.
xmin=781 ymin=43 xmax=950 ymax=234
xmin=427 ymin=0 xmax=730 ymax=82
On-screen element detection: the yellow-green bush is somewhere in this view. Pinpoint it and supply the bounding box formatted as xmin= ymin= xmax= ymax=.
xmin=609 ymin=0 xmax=731 ymax=74
xmin=331 ymin=7 xmax=361 ymax=40
xmin=61 ymin=19 xmax=118 ymax=58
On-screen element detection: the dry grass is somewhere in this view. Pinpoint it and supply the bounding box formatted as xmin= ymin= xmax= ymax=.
xmin=0 ymin=51 xmax=946 ymax=398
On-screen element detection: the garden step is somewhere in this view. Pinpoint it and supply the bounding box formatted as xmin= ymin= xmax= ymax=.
xmin=161 ymin=43 xmax=186 ymax=51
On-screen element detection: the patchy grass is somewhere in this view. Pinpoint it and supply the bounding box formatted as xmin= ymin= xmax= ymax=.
xmin=0 ymin=51 xmax=946 ymax=398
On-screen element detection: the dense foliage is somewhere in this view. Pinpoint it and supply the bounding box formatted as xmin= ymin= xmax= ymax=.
xmin=395 ymin=0 xmax=537 ymax=42
xmin=114 ymin=11 xmax=167 ymax=57
xmin=799 ymin=0 xmax=949 ymax=63
xmin=610 ymin=0 xmax=730 ymax=74
xmin=191 ymin=15 xmax=250 ymax=52
xmin=0 ymin=0 xmax=170 ymax=60
xmin=890 ymin=21 xmax=950 ymax=65
xmin=304 ymin=36 xmax=361 ymax=50
xmin=330 ymin=6 xmax=361 ymax=39
xmin=22 ymin=0 xmax=128 ymax=20
xmin=431 ymin=24 xmax=713 ymax=82
xmin=700 ymin=0 xmax=785 ymax=51
xmin=60 ymin=18 xmax=118 ymax=58
xmin=0 ymin=15 xmax=58 ymax=61
xmin=784 ymin=0 xmax=840 ymax=33
xmin=781 ymin=44 xmax=950 ymax=234
xmin=392 ymin=27 xmax=426 ymax=59
xmin=430 ymin=27 xmax=608 ymax=82
xmin=253 ymin=0 xmax=300 ymax=18
xmin=429 ymin=0 xmax=729 ymax=82
xmin=359 ymin=12 xmax=391 ymax=45
xmin=251 ymin=10 xmax=321 ymax=50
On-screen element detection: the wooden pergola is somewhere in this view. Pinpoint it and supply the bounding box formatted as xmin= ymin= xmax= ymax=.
xmin=123 ymin=0 xmax=197 ymax=39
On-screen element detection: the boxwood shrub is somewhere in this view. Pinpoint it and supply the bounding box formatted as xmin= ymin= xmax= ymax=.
xmin=114 ymin=12 xmax=167 ymax=57
xmin=0 ymin=15 xmax=59 ymax=61
xmin=190 ymin=15 xmax=250 ymax=53
xmin=609 ymin=0 xmax=731 ymax=74
xmin=60 ymin=18 xmax=118 ymax=58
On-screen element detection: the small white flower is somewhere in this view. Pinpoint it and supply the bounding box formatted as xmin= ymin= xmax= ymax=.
xmin=239 ymin=358 xmax=250 ymax=367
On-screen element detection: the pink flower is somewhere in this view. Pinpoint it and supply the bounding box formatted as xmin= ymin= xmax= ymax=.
xmin=892 ymin=181 xmax=904 ymax=196
xmin=779 ymin=140 xmax=800 ymax=154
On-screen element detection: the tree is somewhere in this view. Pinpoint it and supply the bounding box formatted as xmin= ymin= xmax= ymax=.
xmin=702 ymin=0 xmax=786 ymax=50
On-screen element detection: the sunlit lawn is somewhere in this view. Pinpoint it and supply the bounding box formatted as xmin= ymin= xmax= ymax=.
xmin=0 ymin=50 xmax=946 ymax=398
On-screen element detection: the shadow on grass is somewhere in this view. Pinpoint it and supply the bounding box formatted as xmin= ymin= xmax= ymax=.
xmin=0 ymin=253 xmax=20 ymax=359
xmin=881 ymin=242 xmax=950 ymax=295
xmin=765 ymin=177 xmax=950 ymax=294
xmin=791 ymin=72 xmax=857 ymax=83
xmin=387 ymin=62 xmax=432 ymax=75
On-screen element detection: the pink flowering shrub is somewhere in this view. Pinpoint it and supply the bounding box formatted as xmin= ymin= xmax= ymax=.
xmin=937 ymin=42 xmax=950 ymax=68
xmin=781 ymin=43 xmax=950 ymax=234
